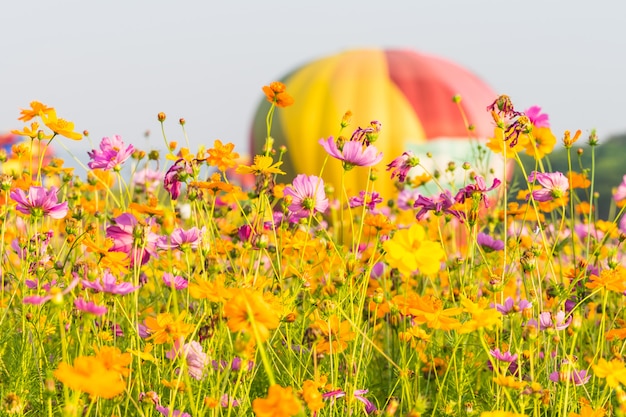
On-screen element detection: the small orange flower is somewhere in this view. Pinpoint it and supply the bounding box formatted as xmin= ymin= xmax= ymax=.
xmin=252 ymin=384 xmax=301 ymax=417
xmin=262 ymin=82 xmax=295 ymax=108
xmin=144 ymin=311 xmax=194 ymax=344
xmin=223 ymin=289 xmax=280 ymax=342
xmin=586 ymin=267 xmax=626 ymax=294
xmin=207 ymin=140 xmax=240 ymax=172
xmin=301 ymin=380 xmax=324 ymax=413
xmin=18 ymin=101 xmax=54 ymax=122
xmin=54 ymin=356 xmax=126 ymax=399
xmin=189 ymin=275 xmax=233 ymax=303
xmin=310 ymin=315 xmax=355 ymax=354
xmin=94 ymin=345 xmax=132 ymax=377
xmin=568 ymin=171 xmax=591 ymax=189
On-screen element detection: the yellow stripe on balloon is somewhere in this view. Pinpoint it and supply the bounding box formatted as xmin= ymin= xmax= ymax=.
xmin=281 ymin=49 xmax=429 ymax=197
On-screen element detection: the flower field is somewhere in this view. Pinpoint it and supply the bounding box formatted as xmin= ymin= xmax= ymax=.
xmin=1 ymin=85 xmax=626 ymax=417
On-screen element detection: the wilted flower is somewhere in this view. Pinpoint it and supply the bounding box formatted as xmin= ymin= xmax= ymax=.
xmin=386 ymin=151 xmax=419 ymax=183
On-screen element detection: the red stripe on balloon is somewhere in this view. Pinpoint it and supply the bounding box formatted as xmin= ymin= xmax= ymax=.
xmin=384 ymin=49 xmax=496 ymax=139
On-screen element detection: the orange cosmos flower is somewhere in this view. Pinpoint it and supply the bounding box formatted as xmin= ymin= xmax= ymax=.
xmin=189 ymin=275 xmax=233 ymax=303
xmin=252 ymin=384 xmax=301 ymax=417
xmin=94 ymin=345 xmax=132 ymax=377
xmin=54 ymin=355 xmax=126 ymax=399
xmin=262 ymin=82 xmax=295 ymax=108
xmin=18 ymin=101 xmax=54 ymax=122
xmin=207 ymin=140 xmax=240 ymax=172
xmin=223 ymin=289 xmax=280 ymax=342
xmin=301 ymin=380 xmax=324 ymax=413
xmin=586 ymin=267 xmax=626 ymax=294
xmin=310 ymin=314 xmax=355 ymax=354
xmin=144 ymin=311 xmax=194 ymax=345
xmin=40 ymin=108 xmax=83 ymax=140
xmin=568 ymin=171 xmax=591 ymax=189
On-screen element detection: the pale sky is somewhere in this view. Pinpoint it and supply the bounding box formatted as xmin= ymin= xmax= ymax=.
xmin=2 ymin=0 xmax=625 ymax=169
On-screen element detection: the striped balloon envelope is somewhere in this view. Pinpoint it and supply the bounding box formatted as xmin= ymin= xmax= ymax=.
xmin=249 ymin=48 xmax=499 ymax=198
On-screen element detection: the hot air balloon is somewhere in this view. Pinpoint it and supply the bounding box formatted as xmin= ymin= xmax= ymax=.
xmin=250 ymin=48 xmax=500 ymax=198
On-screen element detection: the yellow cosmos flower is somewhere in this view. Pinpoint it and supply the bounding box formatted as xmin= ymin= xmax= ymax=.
xmin=40 ymin=108 xmax=83 ymax=140
xmin=524 ymin=127 xmax=556 ymax=160
xmin=236 ymin=155 xmax=285 ymax=176
xmin=592 ymin=358 xmax=626 ymax=388
xmin=383 ymin=223 xmax=444 ymax=276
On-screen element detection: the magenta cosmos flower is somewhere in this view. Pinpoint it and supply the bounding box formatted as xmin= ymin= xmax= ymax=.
xmin=525 ymin=105 xmax=550 ymax=128
xmin=88 ymin=135 xmax=135 ymax=171
xmin=319 ymin=137 xmax=383 ymax=169
xmin=106 ymin=213 xmax=159 ymax=265
xmin=10 ymin=186 xmax=68 ymax=219
xmin=82 ymin=269 xmax=139 ymax=295
xmin=283 ymin=174 xmax=329 ymax=220
xmin=527 ymin=171 xmax=569 ymax=202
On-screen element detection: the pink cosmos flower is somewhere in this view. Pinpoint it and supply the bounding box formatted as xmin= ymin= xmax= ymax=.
xmin=23 ymin=274 xmax=80 ymax=305
xmin=157 ymin=227 xmax=204 ymax=251
xmin=132 ymin=167 xmax=164 ymax=193
xmin=319 ymin=137 xmax=383 ymax=169
xmin=525 ymin=105 xmax=550 ymax=128
xmin=539 ymin=311 xmax=572 ymax=330
xmin=477 ymin=232 xmax=505 ymax=252
xmin=396 ymin=188 xmax=420 ymax=211
xmin=493 ymin=297 xmax=532 ymax=315
xmin=88 ymin=135 xmax=135 ymax=171
xmin=386 ymin=151 xmax=419 ymax=183
xmin=614 ymin=174 xmax=626 ymax=202
xmin=10 ymin=186 xmax=68 ymax=219
xmin=166 ymin=339 xmax=209 ymax=381
xmin=106 ymin=213 xmax=159 ymax=265
xmin=82 ymin=270 xmax=139 ymax=295
xmin=155 ymin=405 xmax=190 ymax=417
xmin=323 ymin=388 xmax=376 ymax=414
xmin=163 ymin=272 xmax=188 ymax=290
xmin=283 ymin=174 xmax=329 ymax=220
xmin=527 ymin=171 xmax=569 ymax=202
xmin=74 ymin=298 xmax=108 ymax=316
